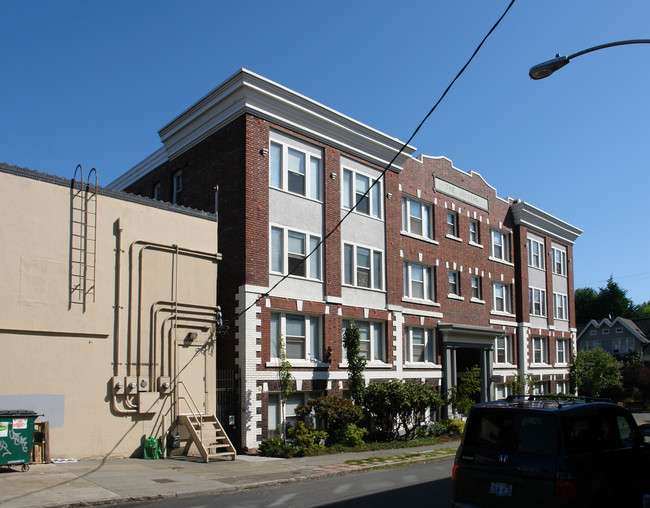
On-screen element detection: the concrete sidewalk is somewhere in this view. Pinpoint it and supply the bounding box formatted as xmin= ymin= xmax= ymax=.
xmin=0 ymin=441 xmax=460 ymax=507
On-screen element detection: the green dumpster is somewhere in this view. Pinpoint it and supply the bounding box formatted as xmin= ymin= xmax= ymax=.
xmin=0 ymin=410 xmax=39 ymax=471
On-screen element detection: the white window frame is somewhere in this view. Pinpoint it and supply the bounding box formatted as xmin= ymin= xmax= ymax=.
xmin=269 ymin=139 xmax=322 ymax=201
xmin=552 ymin=247 xmax=567 ymax=276
xmin=469 ymin=219 xmax=480 ymax=245
xmin=490 ymin=229 xmax=511 ymax=263
xmin=446 ymin=211 xmax=459 ymax=238
xmin=343 ymin=243 xmax=383 ymax=290
xmin=492 ymin=282 xmax=512 ymax=313
xmin=448 ymin=270 xmax=461 ymax=297
xmin=553 ymin=293 xmax=568 ymax=320
xmin=527 ymin=238 xmax=545 ymax=270
xmin=556 ymin=338 xmax=569 ymax=364
xmin=405 ymin=327 xmax=436 ymax=363
xmin=495 ymin=335 xmax=514 ymax=365
xmin=342 ymin=319 xmax=386 ymax=362
xmin=532 ymin=336 xmax=549 ymax=365
xmin=556 ymin=380 xmax=568 ymax=394
xmin=471 ymin=275 xmax=482 ymax=301
xmin=172 ymin=170 xmax=182 ymax=205
xmin=153 ymin=183 xmax=161 ymax=200
xmin=342 ymin=168 xmax=382 ymax=219
xmin=270 ymin=226 xmax=322 ymax=280
xmin=403 ymin=262 xmax=435 ymax=303
xmin=270 ymin=312 xmax=322 ymax=362
xmin=529 ymin=287 xmax=547 ymax=317
xmin=401 ymin=197 xmax=433 ymax=240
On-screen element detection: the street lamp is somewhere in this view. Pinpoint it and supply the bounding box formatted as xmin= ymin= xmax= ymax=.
xmin=529 ymin=39 xmax=650 ymax=79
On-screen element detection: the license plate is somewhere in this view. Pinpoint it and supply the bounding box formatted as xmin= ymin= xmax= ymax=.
xmin=490 ymin=481 xmax=512 ymax=497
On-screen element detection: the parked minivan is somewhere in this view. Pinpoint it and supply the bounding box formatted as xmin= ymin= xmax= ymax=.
xmin=452 ymin=396 xmax=650 ymax=507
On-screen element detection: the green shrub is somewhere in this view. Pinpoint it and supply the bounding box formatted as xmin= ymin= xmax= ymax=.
xmin=338 ymin=423 xmax=368 ymax=447
xmin=296 ymin=396 xmax=362 ymax=444
xmin=259 ymin=435 xmax=293 ymax=458
xmin=441 ymin=419 xmax=465 ymax=436
xmin=424 ymin=421 xmax=448 ymax=437
xmin=287 ymin=422 xmax=328 ymax=456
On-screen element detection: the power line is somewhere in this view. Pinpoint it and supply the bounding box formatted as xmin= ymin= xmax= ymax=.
xmin=237 ymin=0 xmax=517 ymax=319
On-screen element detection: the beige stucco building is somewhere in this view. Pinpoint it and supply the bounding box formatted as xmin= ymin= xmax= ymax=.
xmin=0 ymin=164 xmax=231 ymax=460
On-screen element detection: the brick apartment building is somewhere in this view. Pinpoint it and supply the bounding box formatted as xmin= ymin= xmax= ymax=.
xmin=109 ymin=69 xmax=582 ymax=450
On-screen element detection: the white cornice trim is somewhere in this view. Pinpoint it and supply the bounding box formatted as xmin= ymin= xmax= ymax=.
xmin=107 ymin=147 xmax=168 ymax=190
xmin=511 ymin=200 xmax=582 ymax=245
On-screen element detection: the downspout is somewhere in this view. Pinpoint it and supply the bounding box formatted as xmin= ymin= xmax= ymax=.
xmin=113 ymin=218 xmax=123 ymax=377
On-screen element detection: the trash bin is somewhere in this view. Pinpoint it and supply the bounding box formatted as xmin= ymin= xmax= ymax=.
xmin=0 ymin=410 xmax=39 ymax=471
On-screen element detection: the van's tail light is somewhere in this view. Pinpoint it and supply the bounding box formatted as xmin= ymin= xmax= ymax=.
xmin=452 ymin=465 xmax=459 ymax=482
xmin=555 ymin=472 xmax=577 ymax=499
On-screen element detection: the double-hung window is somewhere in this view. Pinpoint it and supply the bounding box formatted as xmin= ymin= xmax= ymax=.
xmin=153 ymin=183 xmax=161 ymax=200
xmin=495 ymin=335 xmax=513 ymax=364
xmin=552 ymin=247 xmax=567 ymax=275
xmin=527 ymin=238 xmax=545 ymax=269
xmin=469 ymin=220 xmax=480 ymax=244
xmin=270 ymin=312 xmax=321 ymax=361
xmin=492 ymin=282 xmax=511 ymax=313
xmin=532 ymin=336 xmax=549 ymax=364
xmin=271 ymin=226 xmax=321 ymax=280
xmin=343 ymin=243 xmax=383 ymax=290
xmin=446 ymin=211 xmax=459 ymax=237
xmin=405 ymin=327 xmax=435 ymax=363
xmin=529 ymin=287 xmax=547 ymax=317
xmin=448 ymin=271 xmax=461 ymax=297
xmin=270 ymin=139 xmax=322 ymax=200
xmin=471 ymin=275 xmax=482 ymax=300
xmin=342 ymin=168 xmax=382 ymax=218
xmin=401 ymin=197 xmax=433 ymax=239
xmin=553 ymin=293 xmax=568 ymax=320
xmin=403 ymin=262 xmax=435 ymax=302
xmin=342 ymin=320 xmax=385 ymax=361
xmin=173 ymin=171 xmax=183 ymax=205
xmin=490 ymin=229 xmax=511 ymax=262
xmin=556 ymin=339 xmax=569 ymax=364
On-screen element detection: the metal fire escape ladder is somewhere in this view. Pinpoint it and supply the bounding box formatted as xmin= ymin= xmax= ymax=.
xmin=70 ymin=165 xmax=98 ymax=310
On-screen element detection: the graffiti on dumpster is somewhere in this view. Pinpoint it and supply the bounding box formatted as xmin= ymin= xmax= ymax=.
xmin=0 ymin=428 xmax=29 ymax=457
xmin=0 ymin=440 xmax=9 ymax=457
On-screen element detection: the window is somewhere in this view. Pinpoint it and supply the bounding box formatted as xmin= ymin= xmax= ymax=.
xmin=270 ymin=227 xmax=321 ymax=280
xmin=490 ymin=229 xmax=511 ymax=262
xmin=342 ymin=320 xmax=385 ymax=361
xmin=553 ymin=293 xmax=568 ymax=320
xmin=446 ymin=211 xmax=459 ymax=237
xmin=405 ymin=327 xmax=435 ymax=363
xmin=495 ymin=335 xmax=513 ymax=364
xmin=469 ymin=220 xmax=480 ymax=244
xmin=270 ymin=140 xmax=322 ymax=200
xmin=270 ymin=312 xmax=321 ymax=361
xmin=532 ymin=336 xmax=549 ymax=364
xmin=153 ymin=183 xmax=161 ymax=200
xmin=552 ymin=247 xmax=567 ymax=275
xmin=268 ymin=391 xmax=323 ymax=435
xmin=402 ymin=197 xmax=433 ymax=240
xmin=471 ymin=276 xmax=482 ymax=300
xmin=448 ymin=270 xmax=461 ymax=297
xmin=492 ymin=282 xmax=512 ymax=313
xmin=602 ymin=328 xmax=610 ymax=335
xmin=343 ymin=243 xmax=383 ymax=290
xmin=495 ymin=384 xmax=510 ymax=400
xmin=403 ymin=262 xmax=435 ymax=302
xmin=342 ymin=168 xmax=381 ymax=218
xmin=589 ymin=330 xmax=597 ymax=336
xmin=529 ymin=287 xmax=547 ymax=317
xmin=556 ymin=380 xmax=568 ymax=394
xmin=556 ymin=339 xmax=569 ymax=364
xmin=527 ymin=238 xmax=545 ymax=269
xmin=616 ymin=327 xmax=624 ymax=334
xmin=173 ymin=171 xmax=182 ymax=205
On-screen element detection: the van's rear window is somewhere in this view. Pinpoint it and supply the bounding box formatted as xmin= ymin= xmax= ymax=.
xmin=464 ymin=410 xmax=558 ymax=455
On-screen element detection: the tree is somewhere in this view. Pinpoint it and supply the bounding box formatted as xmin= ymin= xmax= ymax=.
xmin=447 ymin=365 xmax=481 ymax=415
xmin=507 ymin=370 xmax=537 ymax=396
xmin=623 ymin=349 xmax=643 ymax=366
xmin=343 ymin=321 xmax=366 ymax=404
xmin=575 ymin=277 xmax=643 ymax=324
xmin=575 ymin=287 xmax=599 ymax=325
xmin=278 ymin=336 xmax=293 ymax=443
xmin=637 ymin=300 xmax=650 ymax=318
xmin=569 ymin=348 xmax=622 ymax=397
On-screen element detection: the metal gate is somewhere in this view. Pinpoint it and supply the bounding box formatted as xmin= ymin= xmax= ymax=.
xmin=216 ymin=369 xmax=240 ymax=451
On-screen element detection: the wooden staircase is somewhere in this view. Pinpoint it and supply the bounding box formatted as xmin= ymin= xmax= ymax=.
xmin=177 ymin=414 xmax=236 ymax=462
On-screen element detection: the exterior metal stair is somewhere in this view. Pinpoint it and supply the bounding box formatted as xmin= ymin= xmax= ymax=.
xmin=177 ymin=414 xmax=235 ymax=462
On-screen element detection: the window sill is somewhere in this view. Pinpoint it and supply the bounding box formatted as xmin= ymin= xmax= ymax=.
xmin=342 ymin=284 xmax=386 ymax=294
xmin=341 ymin=207 xmax=384 ymax=223
xmin=490 ymin=310 xmax=516 ymax=318
xmin=489 ymin=256 xmax=514 ymax=267
xmin=530 ymin=314 xmax=547 ymax=319
xmin=270 ymin=271 xmax=323 ymax=283
xmin=470 ymin=298 xmax=485 ymax=305
xmin=494 ymin=362 xmax=517 ymax=369
xmin=400 ymin=231 xmax=438 ymax=245
xmin=468 ymin=241 xmax=483 ymax=249
xmin=401 ymin=297 xmax=440 ymax=307
xmin=447 ymin=294 xmax=464 ymax=301
xmin=528 ymin=265 xmax=546 ymax=272
xmin=446 ymin=234 xmax=462 ymax=243
xmin=267 ymin=360 xmax=330 ymax=368
xmin=404 ymin=362 xmax=441 ymax=369
xmin=339 ymin=361 xmax=392 ymax=369
xmin=529 ymin=363 xmax=551 ymax=368
xmin=270 ymin=185 xmax=323 ymax=205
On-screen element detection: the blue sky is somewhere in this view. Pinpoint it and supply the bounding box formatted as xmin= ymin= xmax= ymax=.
xmin=2 ymin=1 xmax=649 ymax=304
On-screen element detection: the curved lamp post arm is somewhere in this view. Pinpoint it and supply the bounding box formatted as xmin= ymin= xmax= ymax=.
xmin=529 ymin=39 xmax=650 ymax=80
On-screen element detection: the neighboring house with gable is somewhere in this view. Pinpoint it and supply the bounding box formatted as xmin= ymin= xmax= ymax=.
xmin=577 ymin=317 xmax=650 ymax=362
